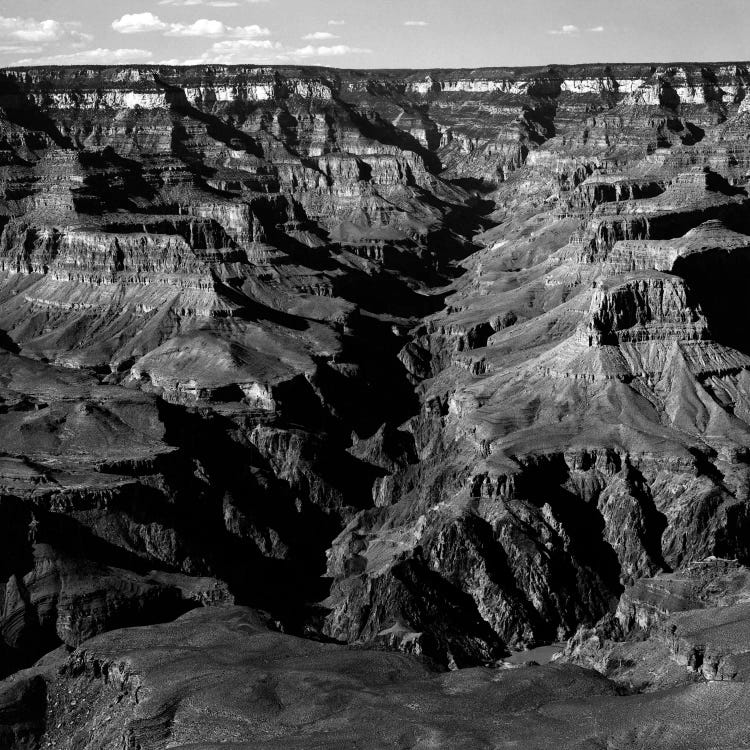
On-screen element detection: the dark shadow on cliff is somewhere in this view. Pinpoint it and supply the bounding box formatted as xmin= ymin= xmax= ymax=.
xmin=332 ymin=96 xmax=444 ymax=175
xmin=153 ymin=401 xmax=381 ymax=629
xmin=78 ymin=148 xmax=158 ymax=211
xmin=0 ymin=74 xmax=73 ymax=150
xmin=673 ymin=230 xmax=750 ymax=355
xmin=156 ymin=77 xmax=265 ymax=159
xmin=0 ymin=329 xmax=20 ymax=354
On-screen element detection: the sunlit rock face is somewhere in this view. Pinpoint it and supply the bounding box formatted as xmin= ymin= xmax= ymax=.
xmin=0 ymin=60 xmax=749 ymax=747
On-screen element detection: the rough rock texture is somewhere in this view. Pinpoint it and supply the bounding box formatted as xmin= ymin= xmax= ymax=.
xmin=320 ymin=63 xmax=750 ymax=660
xmin=4 ymin=605 xmax=750 ymax=750
xmin=0 ymin=61 xmax=749 ymax=745
xmin=562 ymin=558 xmax=750 ymax=690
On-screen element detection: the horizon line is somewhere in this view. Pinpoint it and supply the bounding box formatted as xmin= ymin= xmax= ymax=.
xmin=3 ymin=59 xmax=750 ymax=73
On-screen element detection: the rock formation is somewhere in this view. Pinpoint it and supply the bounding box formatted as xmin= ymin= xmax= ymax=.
xmin=0 ymin=61 xmax=749 ymax=746
xmin=3 ymin=605 xmax=750 ymax=750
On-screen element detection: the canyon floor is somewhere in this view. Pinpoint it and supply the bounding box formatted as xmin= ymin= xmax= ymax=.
xmin=0 ymin=62 xmax=750 ymax=748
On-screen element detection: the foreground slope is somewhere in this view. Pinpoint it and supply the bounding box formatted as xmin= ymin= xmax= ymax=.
xmin=4 ymin=605 xmax=750 ymax=749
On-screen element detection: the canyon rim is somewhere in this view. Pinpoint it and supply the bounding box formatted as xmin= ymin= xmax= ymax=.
xmin=0 ymin=2 xmax=749 ymax=748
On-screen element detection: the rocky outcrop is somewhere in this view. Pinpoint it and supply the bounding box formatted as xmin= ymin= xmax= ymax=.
xmin=4 ymin=605 xmax=750 ymax=749
xmin=562 ymin=558 xmax=750 ymax=689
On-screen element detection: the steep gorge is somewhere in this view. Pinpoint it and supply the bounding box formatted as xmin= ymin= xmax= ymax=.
xmin=0 ymin=61 xmax=750 ymax=747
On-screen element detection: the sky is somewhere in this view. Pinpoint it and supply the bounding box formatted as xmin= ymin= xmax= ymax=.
xmin=0 ymin=0 xmax=747 ymax=69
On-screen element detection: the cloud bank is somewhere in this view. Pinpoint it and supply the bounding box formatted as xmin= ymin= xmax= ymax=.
xmin=112 ymin=14 xmax=270 ymax=39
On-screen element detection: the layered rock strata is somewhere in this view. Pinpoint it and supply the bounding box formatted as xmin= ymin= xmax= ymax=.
xmin=0 ymin=62 xmax=749 ymax=731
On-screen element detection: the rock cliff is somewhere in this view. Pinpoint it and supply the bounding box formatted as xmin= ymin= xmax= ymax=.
xmin=0 ymin=61 xmax=749 ymax=746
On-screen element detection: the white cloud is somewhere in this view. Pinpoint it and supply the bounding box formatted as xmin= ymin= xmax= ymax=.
xmin=328 ymin=20 xmax=345 ymax=26
xmin=166 ymin=20 xmax=270 ymax=37
xmin=80 ymin=48 xmax=155 ymax=62
xmin=166 ymin=19 xmax=228 ymax=36
xmin=112 ymin=13 xmax=168 ymax=34
xmin=404 ymin=21 xmax=428 ymax=26
xmin=13 ymin=47 xmax=154 ymax=65
xmin=547 ymin=24 xmax=579 ymax=35
xmin=158 ymin=0 xmax=269 ymax=4
xmin=167 ymin=36 xmax=373 ymax=65
xmin=548 ymin=24 xmax=603 ymax=35
xmin=223 ymin=23 xmax=271 ymax=37
xmin=184 ymin=37 xmax=281 ymax=64
xmin=211 ymin=39 xmax=280 ymax=52
xmin=290 ymin=44 xmax=371 ymax=58
xmin=302 ymin=31 xmax=338 ymax=40
xmin=0 ymin=44 xmax=43 ymax=55
xmin=0 ymin=16 xmax=92 ymax=46
xmin=14 ymin=21 xmax=74 ymax=42
xmin=113 ymin=14 xmax=270 ymax=39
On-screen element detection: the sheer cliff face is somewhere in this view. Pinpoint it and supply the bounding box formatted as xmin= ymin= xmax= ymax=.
xmin=0 ymin=60 xmax=749 ymax=695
